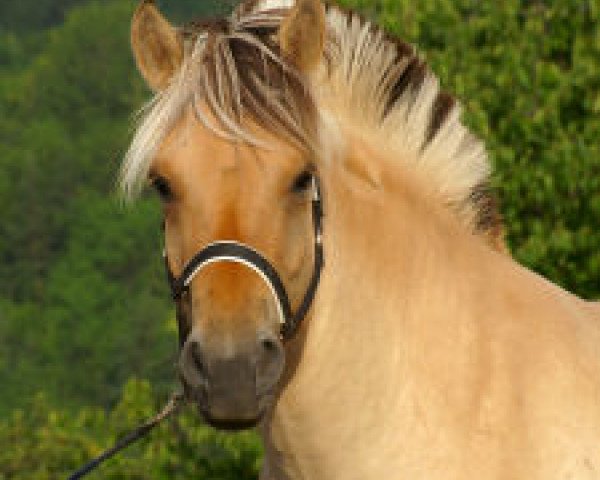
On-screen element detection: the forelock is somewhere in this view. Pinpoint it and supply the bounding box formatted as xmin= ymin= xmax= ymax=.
xmin=121 ymin=1 xmax=317 ymax=200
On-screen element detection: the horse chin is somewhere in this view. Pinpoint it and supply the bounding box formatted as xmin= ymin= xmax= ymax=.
xmin=188 ymin=393 xmax=268 ymax=431
xmin=184 ymin=383 xmax=275 ymax=431
xmin=200 ymin=409 xmax=263 ymax=431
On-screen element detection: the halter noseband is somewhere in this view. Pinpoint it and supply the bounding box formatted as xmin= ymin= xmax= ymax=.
xmin=163 ymin=176 xmax=324 ymax=342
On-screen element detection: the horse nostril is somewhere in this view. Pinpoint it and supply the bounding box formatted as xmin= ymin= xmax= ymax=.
xmin=261 ymin=337 xmax=279 ymax=354
xmin=256 ymin=333 xmax=284 ymax=394
xmin=179 ymin=338 xmax=210 ymax=393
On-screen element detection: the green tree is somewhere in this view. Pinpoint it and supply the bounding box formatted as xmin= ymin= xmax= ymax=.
xmin=0 ymin=0 xmax=238 ymax=33
xmin=0 ymin=380 xmax=263 ymax=479
xmin=0 ymin=1 xmax=174 ymax=414
xmin=158 ymin=0 xmax=239 ymax=22
xmin=0 ymin=0 xmax=86 ymax=32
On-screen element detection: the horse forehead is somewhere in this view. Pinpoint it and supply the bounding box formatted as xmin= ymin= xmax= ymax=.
xmin=158 ymin=112 xmax=300 ymax=178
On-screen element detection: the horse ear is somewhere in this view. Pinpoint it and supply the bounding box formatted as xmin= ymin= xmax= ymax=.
xmin=131 ymin=0 xmax=183 ymax=91
xmin=279 ymin=0 xmax=326 ymax=73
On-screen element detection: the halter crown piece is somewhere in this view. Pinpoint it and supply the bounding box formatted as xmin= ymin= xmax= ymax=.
xmin=164 ymin=176 xmax=324 ymax=342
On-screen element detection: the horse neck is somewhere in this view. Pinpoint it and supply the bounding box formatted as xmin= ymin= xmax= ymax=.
xmin=264 ymin=136 xmax=496 ymax=474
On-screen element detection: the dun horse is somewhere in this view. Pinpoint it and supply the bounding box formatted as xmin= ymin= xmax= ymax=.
xmin=123 ymin=0 xmax=600 ymax=477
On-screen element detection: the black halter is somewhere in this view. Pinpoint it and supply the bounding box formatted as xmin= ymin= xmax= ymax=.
xmin=164 ymin=176 xmax=324 ymax=342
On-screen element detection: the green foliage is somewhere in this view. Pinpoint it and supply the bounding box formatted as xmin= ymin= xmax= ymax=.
xmin=0 ymin=0 xmax=175 ymax=414
xmin=157 ymin=0 xmax=239 ymax=23
xmin=0 ymin=380 xmax=263 ymax=479
xmin=0 ymin=0 xmax=238 ymax=33
xmin=339 ymin=0 xmax=600 ymax=298
xmin=30 ymin=2 xmax=147 ymax=131
xmin=0 ymin=0 xmax=85 ymax=33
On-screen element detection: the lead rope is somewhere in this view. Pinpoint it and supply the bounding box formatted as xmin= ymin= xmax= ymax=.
xmin=67 ymin=391 xmax=186 ymax=480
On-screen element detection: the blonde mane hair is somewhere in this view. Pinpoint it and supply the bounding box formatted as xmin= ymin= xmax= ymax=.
xmin=122 ymin=0 xmax=503 ymax=247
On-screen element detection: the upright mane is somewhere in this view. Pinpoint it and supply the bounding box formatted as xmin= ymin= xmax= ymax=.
xmin=122 ymin=0 xmax=504 ymax=249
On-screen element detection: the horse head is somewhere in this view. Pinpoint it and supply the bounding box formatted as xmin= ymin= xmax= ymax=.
xmin=127 ymin=0 xmax=327 ymax=430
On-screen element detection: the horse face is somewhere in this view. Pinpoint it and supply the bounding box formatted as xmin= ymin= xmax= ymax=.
xmin=151 ymin=109 xmax=315 ymax=428
xmin=130 ymin=0 xmax=326 ymax=430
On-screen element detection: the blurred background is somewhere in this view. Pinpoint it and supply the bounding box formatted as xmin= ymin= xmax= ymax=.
xmin=0 ymin=0 xmax=598 ymax=478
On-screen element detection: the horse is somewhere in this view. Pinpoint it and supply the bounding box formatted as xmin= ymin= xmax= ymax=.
xmin=123 ymin=0 xmax=600 ymax=478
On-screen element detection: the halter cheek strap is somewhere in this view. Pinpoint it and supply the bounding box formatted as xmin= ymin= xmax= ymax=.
xmin=164 ymin=177 xmax=324 ymax=341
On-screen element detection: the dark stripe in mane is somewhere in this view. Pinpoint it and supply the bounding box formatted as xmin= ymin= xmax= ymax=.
xmin=468 ymin=182 xmax=505 ymax=250
xmin=386 ymin=56 xmax=427 ymax=116
xmin=427 ymin=92 xmax=456 ymax=145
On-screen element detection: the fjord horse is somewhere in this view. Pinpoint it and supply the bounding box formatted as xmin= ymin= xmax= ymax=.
xmin=124 ymin=0 xmax=600 ymax=478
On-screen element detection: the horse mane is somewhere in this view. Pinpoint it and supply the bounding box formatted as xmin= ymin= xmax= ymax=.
xmin=121 ymin=0 xmax=504 ymax=249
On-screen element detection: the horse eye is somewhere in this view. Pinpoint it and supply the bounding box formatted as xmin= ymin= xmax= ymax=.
xmin=152 ymin=177 xmax=173 ymax=201
xmin=291 ymin=170 xmax=313 ymax=193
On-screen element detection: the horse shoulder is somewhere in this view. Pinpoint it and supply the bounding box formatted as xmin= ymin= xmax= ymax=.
xmin=511 ymin=274 xmax=600 ymax=472
xmin=469 ymin=254 xmax=600 ymax=459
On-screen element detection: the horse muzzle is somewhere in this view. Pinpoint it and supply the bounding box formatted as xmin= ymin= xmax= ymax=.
xmin=178 ymin=327 xmax=284 ymax=430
